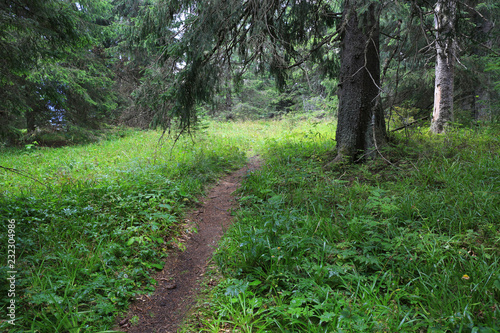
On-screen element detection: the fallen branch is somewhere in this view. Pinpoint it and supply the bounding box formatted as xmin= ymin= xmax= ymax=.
xmin=0 ymin=165 xmax=47 ymax=187
xmin=390 ymin=116 xmax=430 ymax=132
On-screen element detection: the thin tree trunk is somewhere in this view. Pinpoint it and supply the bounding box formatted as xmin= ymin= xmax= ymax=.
xmin=471 ymin=14 xmax=494 ymax=121
xmin=26 ymin=109 xmax=36 ymax=133
xmin=430 ymin=0 xmax=457 ymax=133
xmin=225 ymin=90 xmax=232 ymax=111
xmin=334 ymin=0 xmax=386 ymax=163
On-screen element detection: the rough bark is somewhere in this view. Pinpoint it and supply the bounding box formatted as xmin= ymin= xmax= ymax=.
xmin=334 ymin=0 xmax=387 ymax=163
xmin=430 ymin=0 xmax=457 ymax=133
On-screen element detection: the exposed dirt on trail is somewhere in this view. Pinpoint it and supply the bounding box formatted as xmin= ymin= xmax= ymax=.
xmin=116 ymin=155 xmax=262 ymax=333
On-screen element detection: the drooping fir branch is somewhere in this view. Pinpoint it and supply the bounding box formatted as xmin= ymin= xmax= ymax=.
xmin=134 ymin=0 xmax=342 ymax=131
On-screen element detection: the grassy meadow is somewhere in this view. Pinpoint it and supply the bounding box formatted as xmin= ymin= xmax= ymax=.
xmin=0 ymin=117 xmax=499 ymax=332
xmin=0 ymin=124 xmax=250 ymax=332
xmin=0 ymin=118 xmax=331 ymax=332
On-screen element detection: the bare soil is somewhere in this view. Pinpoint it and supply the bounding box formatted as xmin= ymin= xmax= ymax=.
xmin=116 ymin=155 xmax=262 ymax=333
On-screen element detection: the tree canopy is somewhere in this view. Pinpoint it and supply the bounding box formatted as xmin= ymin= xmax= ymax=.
xmin=0 ymin=0 xmax=132 ymax=141
xmin=0 ymin=0 xmax=499 ymax=149
xmin=132 ymin=0 xmax=342 ymax=132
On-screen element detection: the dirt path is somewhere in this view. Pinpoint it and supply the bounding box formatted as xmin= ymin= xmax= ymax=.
xmin=116 ymin=155 xmax=262 ymax=333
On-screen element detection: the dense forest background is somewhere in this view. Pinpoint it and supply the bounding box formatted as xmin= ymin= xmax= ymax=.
xmin=1 ymin=0 xmax=499 ymax=147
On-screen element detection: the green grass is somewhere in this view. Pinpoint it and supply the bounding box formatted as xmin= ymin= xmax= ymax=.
xmin=0 ymin=117 xmax=334 ymax=332
xmin=2 ymin=117 xmax=499 ymax=332
xmin=0 ymin=126 xmax=250 ymax=332
xmin=184 ymin=122 xmax=500 ymax=333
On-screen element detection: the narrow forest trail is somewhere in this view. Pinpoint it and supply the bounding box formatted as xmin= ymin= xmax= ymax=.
xmin=116 ymin=155 xmax=263 ymax=333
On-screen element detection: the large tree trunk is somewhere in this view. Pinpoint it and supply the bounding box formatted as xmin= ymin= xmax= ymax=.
xmin=430 ymin=0 xmax=457 ymax=133
xmin=334 ymin=0 xmax=387 ymax=163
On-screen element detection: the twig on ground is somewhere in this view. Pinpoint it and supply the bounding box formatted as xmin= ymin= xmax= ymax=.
xmin=0 ymin=165 xmax=47 ymax=187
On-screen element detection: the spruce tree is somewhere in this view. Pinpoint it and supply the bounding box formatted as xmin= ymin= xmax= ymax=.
xmin=0 ymin=0 xmax=126 ymax=141
xmin=135 ymin=0 xmax=391 ymax=162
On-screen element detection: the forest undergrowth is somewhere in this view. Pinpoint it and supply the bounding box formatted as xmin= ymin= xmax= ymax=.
xmin=0 ymin=117 xmax=499 ymax=332
xmin=0 ymin=118 xmax=320 ymax=332
xmin=0 ymin=124 xmax=251 ymax=332
xmin=184 ymin=119 xmax=500 ymax=333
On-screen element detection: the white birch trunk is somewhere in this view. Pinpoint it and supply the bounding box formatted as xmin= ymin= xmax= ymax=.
xmin=430 ymin=0 xmax=457 ymax=133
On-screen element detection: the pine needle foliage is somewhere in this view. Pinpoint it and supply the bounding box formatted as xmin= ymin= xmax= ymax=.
xmin=0 ymin=0 xmax=124 ymax=140
xmin=134 ymin=0 xmax=342 ymax=132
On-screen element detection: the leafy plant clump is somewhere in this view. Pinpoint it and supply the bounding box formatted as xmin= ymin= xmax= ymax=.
xmin=189 ymin=124 xmax=500 ymax=332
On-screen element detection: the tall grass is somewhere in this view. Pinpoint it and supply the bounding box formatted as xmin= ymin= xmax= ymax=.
xmin=186 ymin=123 xmax=500 ymax=332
